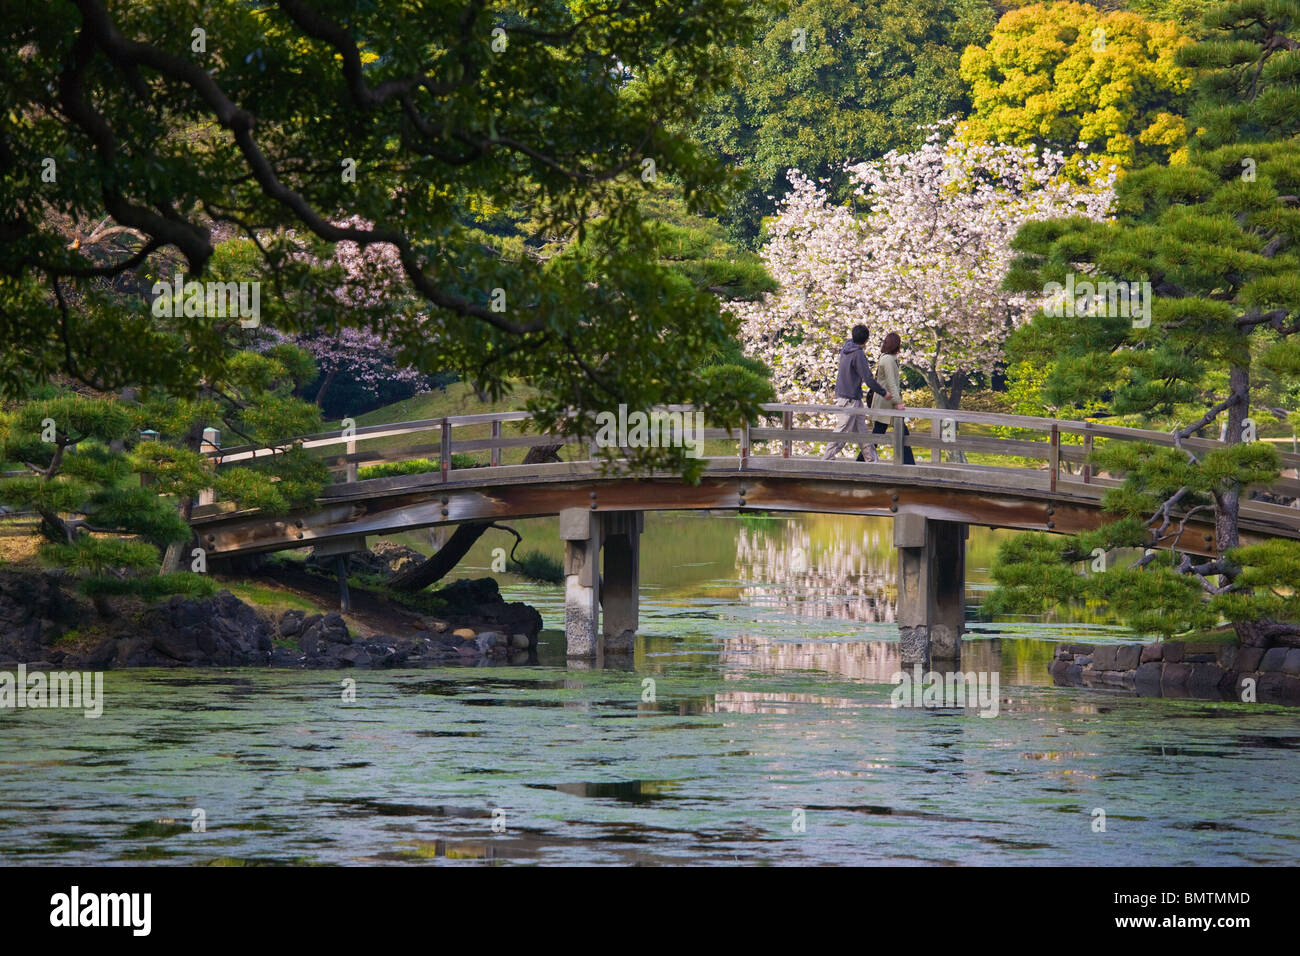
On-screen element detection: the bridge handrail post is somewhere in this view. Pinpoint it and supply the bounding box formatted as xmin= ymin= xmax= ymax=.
xmin=490 ymin=419 xmax=501 ymax=468
xmin=782 ymin=410 xmax=792 ymax=459
xmin=138 ymin=428 xmax=158 ymax=487
xmin=892 ymin=415 xmax=904 ymax=467
xmin=199 ymin=427 xmax=220 ymax=505
xmin=1083 ymin=423 xmax=1093 ymax=485
xmin=740 ymin=419 xmax=750 ymax=471
xmin=440 ymin=419 xmax=450 ymax=482
xmin=1050 ymin=423 xmax=1060 ymax=493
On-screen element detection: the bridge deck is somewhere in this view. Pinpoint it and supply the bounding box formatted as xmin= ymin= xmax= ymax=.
xmin=182 ymin=403 xmax=1300 ymax=662
xmin=189 ymin=403 xmax=1300 ymax=554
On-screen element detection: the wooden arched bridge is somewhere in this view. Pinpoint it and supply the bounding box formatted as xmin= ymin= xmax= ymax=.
xmin=190 ymin=404 xmax=1300 ymax=663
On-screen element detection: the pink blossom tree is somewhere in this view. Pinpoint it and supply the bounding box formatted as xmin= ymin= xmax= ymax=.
xmin=272 ymin=217 xmax=432 ymax=412
xmin=291 ymin=325 xmax=429 ymax=409
xmin=733 ymin=124 xmax=1118 ymax=411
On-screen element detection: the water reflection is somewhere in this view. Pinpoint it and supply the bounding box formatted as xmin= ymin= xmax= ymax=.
xmin=3 ymin=637 xmax=1298 ymax=865
xmin=4 ymin=513 xmax=1294 ymax=866
xmin=717 ymin=634 xmax=996 ymax=682
xmin=734 ymin=517 xmax=896 ymax=622
xmin=707 ymin=634 xmax=1121 ymax=716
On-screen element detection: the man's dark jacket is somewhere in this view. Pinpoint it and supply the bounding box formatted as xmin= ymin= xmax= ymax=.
xmin=834 ymin=341 xmax=888 ymax=402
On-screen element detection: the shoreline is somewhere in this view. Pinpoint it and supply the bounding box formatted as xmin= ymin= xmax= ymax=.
xmin=0 ymin=555 xmax=545 ymax=671
xmin=1050 ymin=636 xmax=1300 ymax=705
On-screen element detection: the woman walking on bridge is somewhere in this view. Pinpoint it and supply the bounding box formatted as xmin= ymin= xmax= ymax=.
xmin=870 ymin=332 xmax=914 ymax=465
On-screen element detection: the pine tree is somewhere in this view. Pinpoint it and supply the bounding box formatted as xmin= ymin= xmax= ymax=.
xmin=0 ymin=346 xmax=326 ymax=613
xmin=993 ymin=0 xmax=1300 ymax=642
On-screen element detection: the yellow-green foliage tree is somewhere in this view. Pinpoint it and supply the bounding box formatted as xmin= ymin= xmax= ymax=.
xmin=960 ymin=1 xmax=1192 ymax=169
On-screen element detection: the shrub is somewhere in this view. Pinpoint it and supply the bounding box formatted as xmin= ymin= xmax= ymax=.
xmin=357 ymin=454 xmax=476 ymax=480
xmin=80 ymin=571 xmax=219 ymax=601
xmin=507 ymin=549 xmax=563 ymax=584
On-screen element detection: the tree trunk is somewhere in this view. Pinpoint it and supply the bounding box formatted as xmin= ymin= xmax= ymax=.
xmin=160 ymin=494 xmax=196 ymax=574
xmin=919 ymin=369 xmax=966 ymax=462
xmin=314 ymin=367 xmax=338 ymax=408
xmin=1219 ymin=364 xmax=1249 ymax=612
xmin=946 ymin=373 xmax=966 ymax=411
xmin=38 ymin=508 xmax=74 ymax=545
xmin=523 ymin=441 xmax=563 ymax=465
xmin=109 ymin=386 xmax=136 ymax=454
xmin=920 ymin=369 xmax=950 ymax=410
xmin=162 ymin=421 xmax=204 ymax=573
xmin=388 ymin=520 xmax=491 ymax=592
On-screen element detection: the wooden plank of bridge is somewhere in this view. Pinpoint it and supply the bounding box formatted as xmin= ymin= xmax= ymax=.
xmin=197 ymin=466 xmax=1286 ymax=558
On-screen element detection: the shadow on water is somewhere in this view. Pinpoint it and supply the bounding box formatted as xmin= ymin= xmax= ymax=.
xmin=525 ymin=780 xmax=691 ymax=803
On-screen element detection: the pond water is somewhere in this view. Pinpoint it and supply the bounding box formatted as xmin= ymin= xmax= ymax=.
xmin=2 ymin=513 xmax=1298 ymax=865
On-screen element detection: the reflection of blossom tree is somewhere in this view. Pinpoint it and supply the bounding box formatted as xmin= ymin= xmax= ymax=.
xmin=734 ymin=519 xmax=897 ymax=623
xmin=717 ymin=638 xmax=910 ymax=691
xmin=708 ymin=638 xmax=1118 ymax=719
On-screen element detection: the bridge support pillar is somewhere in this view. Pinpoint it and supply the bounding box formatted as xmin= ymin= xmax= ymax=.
xmin=600 ymin=512 xmax=642 ymax=655
xmin=895 ymin=514 xmax=966 ymax=666
xmin=561 ymin=509 xmax=643 ymax=658
xmin=311 ymin=535 xmax=367 ymax=613
xmin=562 ymin=509 xmax=602 ymax=657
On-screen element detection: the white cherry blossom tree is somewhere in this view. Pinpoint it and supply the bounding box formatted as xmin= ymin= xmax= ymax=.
xmin=733 ymin=124 xmax=1117 ymax=411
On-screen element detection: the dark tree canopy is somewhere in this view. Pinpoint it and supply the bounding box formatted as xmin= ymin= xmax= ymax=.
xmin=0 ymin=0 xmax=767 ymax=461
xmin=690 ymin=0 xmax=997 ymax=245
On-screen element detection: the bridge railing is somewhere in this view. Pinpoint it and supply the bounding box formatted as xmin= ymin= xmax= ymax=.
xmin=749 ymin=403 xmax=1300 ymax=501
xmin=202 ymin=403 xmax=1300 ymax=506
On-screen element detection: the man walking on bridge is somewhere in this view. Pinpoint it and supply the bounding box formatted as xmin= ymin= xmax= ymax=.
xmin=822 ymin=324 xmax=894 ymax=462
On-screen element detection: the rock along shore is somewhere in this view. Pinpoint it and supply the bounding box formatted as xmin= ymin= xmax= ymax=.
xmin=0 ymin=567 xmax=543 ymax=670
xmin=1050 ymin=636 xmax=1300 ymax=705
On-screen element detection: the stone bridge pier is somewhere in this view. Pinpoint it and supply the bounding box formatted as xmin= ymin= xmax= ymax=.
xmin=561 ymin=507 xmax=966 ymax=664
xmin=562 ymin=508 xmax=642 ymax=658
xmin=894 ymin=513 xmax=967 ymax=666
